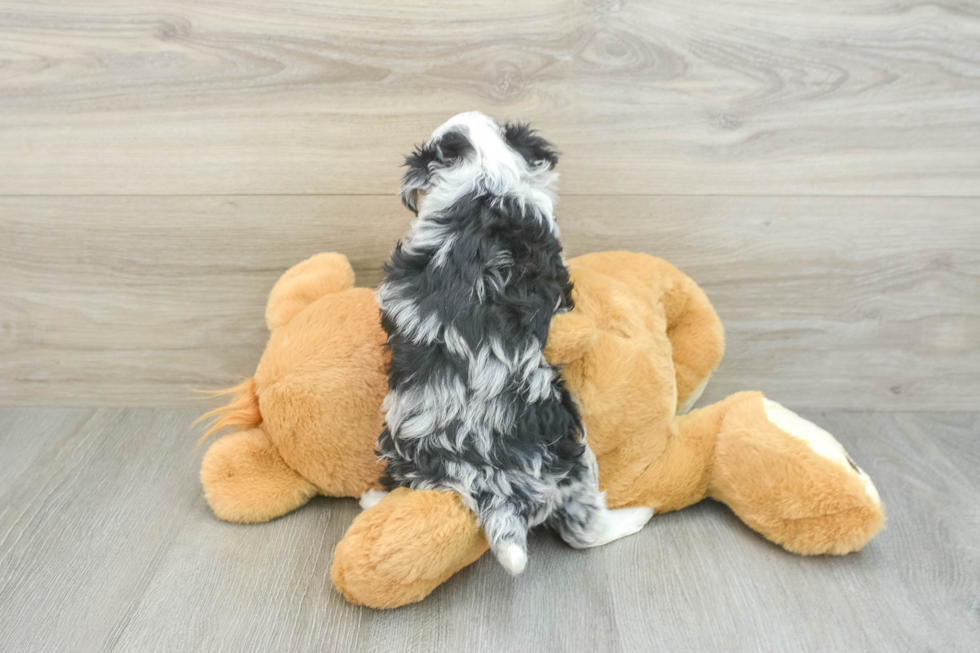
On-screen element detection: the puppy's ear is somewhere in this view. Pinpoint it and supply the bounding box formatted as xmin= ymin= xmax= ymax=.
xmin=400 ymin=127 xmax=474 ymax=214
xmin=401 ymin=143 xmax=437 ymax=214
xmin=502 ymin=122 xmax=559 ymax=170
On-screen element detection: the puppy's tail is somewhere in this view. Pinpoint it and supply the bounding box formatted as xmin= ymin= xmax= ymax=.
xmin=192 ymin=378 xmax=262 ymax=445
xmin=482 ymin=505 xmax=530 ymax=576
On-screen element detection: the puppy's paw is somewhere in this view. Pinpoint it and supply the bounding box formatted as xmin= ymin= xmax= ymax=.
xmin=495 ymin=543 xmax=528 ymax=576
xmin=359 ymin=489 xmax=389 ymax=510
xmin=588 ymin=506 xmax=654 ymax=547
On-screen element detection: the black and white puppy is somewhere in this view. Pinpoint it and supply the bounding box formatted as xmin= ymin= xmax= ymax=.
xmin=372 ymin=112 xmax=653 ymax=575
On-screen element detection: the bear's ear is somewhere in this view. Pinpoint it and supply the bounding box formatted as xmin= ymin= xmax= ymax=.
xmin=400 ymin=127 xmax=474 ymax=214
xmin=502 ymin=122 xmax=559 ymax=170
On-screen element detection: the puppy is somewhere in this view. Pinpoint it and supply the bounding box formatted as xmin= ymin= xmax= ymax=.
xmin=374 ymin=112 xmax=652 ymax=575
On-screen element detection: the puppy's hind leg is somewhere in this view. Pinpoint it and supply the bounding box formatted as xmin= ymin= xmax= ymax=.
xmin=578 ymin=505 xmax=654 ymax=548
xmin=358 ymin=489 xmax=389 ymax=510
xmin=549 ymin=467 xmax=653 ymax=549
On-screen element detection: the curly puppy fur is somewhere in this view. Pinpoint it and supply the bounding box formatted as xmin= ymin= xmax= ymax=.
xmin=376 ymin=112 xmax=652 ymax=575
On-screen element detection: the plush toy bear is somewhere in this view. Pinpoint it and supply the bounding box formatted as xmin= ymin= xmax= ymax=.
xmin=198 ymin=251 xmax=884 ymax=609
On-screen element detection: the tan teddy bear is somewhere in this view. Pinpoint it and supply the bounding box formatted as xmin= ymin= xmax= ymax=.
xmin=199 ymin=251 xmax=884 ymax=609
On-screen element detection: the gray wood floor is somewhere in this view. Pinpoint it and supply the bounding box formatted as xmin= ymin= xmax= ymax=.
xmin=1 ymin=407 xmax=977 ymax=652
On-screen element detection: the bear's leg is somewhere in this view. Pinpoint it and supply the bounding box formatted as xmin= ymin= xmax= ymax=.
xmin=331 ymin=488 xmax=489 ymax=609
xmin=201 ymin=428 xmax=318 ymax=523
xmin=607 ymin=392 xmax=745 ymax=513
xmin=709 ymin=393 xmax=884 ymax=555
xmin=613 ymin=392 xmax=884 ymax=556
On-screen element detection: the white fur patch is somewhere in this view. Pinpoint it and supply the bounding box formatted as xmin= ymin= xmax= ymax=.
xmin=376 ymin=284 xmax=442 ymax=345
xmin=469 ymin=345 xmax=511 ymax=399
xmin=763 ymin=399 xmax=881 ymax=505
xmin=570 ymin=506 xmax=655 ymax=549
xmin=496 ymin=542 xmax=528 ymax=576
xmin=382 ymin=376 xmax=468 ymax=440
xmin=359 ymin=489 xmax=389 ymax=510
xmin=444 ymin=326 xmax=471 ymax=357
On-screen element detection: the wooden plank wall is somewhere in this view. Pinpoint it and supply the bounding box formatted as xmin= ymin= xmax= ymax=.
xmin=1 ymin=1 xmax=978 ymax=409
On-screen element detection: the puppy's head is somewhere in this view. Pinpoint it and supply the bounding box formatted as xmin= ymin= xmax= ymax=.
xmin=401 ymin=111 xmax=559 ymax=216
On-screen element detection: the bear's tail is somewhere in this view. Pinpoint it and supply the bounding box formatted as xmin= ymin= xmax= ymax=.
xmin=193 ymin=378 xmax=262 ymax=445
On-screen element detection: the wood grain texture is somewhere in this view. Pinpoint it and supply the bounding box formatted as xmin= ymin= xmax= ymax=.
xmin=2 ymin=195 xmax=977 ymax=409
xmin=0 ymin=408 xmax=203 ymax=652
xmin=0 ymin=408 xmax=977 ymax=652
xmin=0 ymin=1 xmax=978 ymax=195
